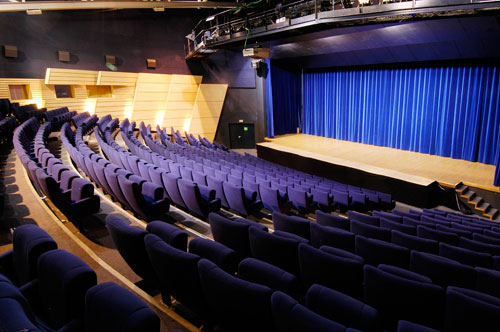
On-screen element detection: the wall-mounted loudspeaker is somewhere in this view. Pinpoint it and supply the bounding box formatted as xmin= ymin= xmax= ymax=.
xmin=105 ymin=55 xmax=116 ymax=65
xmin=146 ymin=58 xmax=157 ymax=69
xmin=4 ymin=45 xmax=18 ymax=58
xmin=58 ymin=50 xmax=70 ymax=62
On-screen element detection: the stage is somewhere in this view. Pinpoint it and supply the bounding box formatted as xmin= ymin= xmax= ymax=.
xmin=257 ymin=134 xmax=499 ymax=208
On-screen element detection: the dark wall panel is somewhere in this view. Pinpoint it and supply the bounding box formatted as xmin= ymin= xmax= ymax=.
xmin=0 ymin=10 xmax=267 ymax=145
xmin=0 ymin=10 xmax=202 ymax=78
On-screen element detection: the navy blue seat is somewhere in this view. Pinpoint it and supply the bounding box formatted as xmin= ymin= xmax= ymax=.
xmin=35 ymin=249 xmax=97 ymax=330
xmin=410 ymin=250 xmax=476 ymax=289
xmin=350 ymin=220 xmax=391 ymax=242
xmin=198 ymin=259 xmax=273 ymax=332
xmin=0 ymin=224 xmax=57 ymax=287
xmin=355 ymin=236 xmax=410 ymax=269
xmin=178 ymin=178 xmax=220 ymax=219
xmin=306 ymin=284 xmax=380 ymax=332
xmin=105 ymin=215 xmax=158 ymax=287
xmin=439 ymin=242 xmax=492 ymax=268
xmin=222 ymin=181 xmax=262 ymax=217
xmin=144 ymin=234 xmax=207 ymax=317
xmin=475 ymin=267 xmax=500 ymax=298
xmin=299 ymin=244 xmax=364 ymax=299
xmin=380 ymin=217 xmax=416 ymax=236
xmin=310 ymin=222 xmax=356 ymax=252
xmin=458 ymin=237 xmax=500 ymax=256
xmin=238 ymin=257 xmax=300 ymax=299
xmin=209 ymin=213 xmax=266 ymax=259
xmin=287 ymin=186 xmax=317 ymax=214
xmin=249 ymin=227 xmax=302 ymax=277
xmin=391 ymin=230 xmax=439 ymax=254
xmin=444 ymin=286 xmax=500 ymax=332
xmin=397 ymin=320 xmax=439 ymax=332
xmin=146 ymin=220 xmax=187 ymax=252
xmin=273 ymin=211 xmax=311 ymax=240
xmin=189 ymin=238 xmax=240 ymax=275
xmin=316 ymin=210 xmax=350 ymax=231
xmin=259 ymin=185 xmax=291 ymax=214
xmin=417 ymin=225 xmax=459 ymax=246
xmin=85 ymin=282 xmax=160 ymax=332
xmin=373 ymin=211 xmax=402 ymax=223
xmin=271 ymin=291 xmax=360 ymax=332
xmin=364 ymin=264 xmax=445 ymax=331
xmin=348 ymin=210 xmax=379 ymax=226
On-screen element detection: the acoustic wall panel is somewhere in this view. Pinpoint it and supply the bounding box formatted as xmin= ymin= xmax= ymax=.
xmin=45 ymin=68 xmax=98 ymax=85
xmin=97 ymin=71 xmax=138 ymax=86
xmin=189 ymin=84 xmax=228 ymax=141
xmin=1 ymin=68 xmax=226 ymax=140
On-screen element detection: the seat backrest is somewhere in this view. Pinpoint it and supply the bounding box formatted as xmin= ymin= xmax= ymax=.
xmin=249 ymin=227 xmax=302 ymax=277
xmin=271 ymin=291 xmax=354 ymax=332
xmin=310 ymin=222 xmax=355 ymax=252
xmin=238 ymin=257 xmax=300 ymax=299
xmin=439 ymin=242 xmax=492 ymax=268
xmin=189 ymin=238 xmax=240 ymax=275
xmin=198 ymin=259 xmax=273 ymax=332
xmin=348 ymin=210 xmax=380 ymax=226
xmin=355 ymin=235 xmax=410 ymax=269
xmin=105 ymin=215 xmax=157 ymax=284
xmin=161 ymin=172 xmax=186 ymax=208
xmin=37 ymin=249 xmax=97 ymax=330
xmin=208 ymin=213 xmax=253 ymax=259
xmin=379 ymin=217 xmax=416 ymax=236
xmin=84 ymin=282 xmax=159 ymax=332
xmin=363 ymin=264 xmax=445 ymax=331
xmin=391 ymin=230 xmax=439 ymax=254
xmin=350 ymin=220 xmax=391 ymax=242
xmin=306 ymin=284 xmax=380 ymax=332
xmin=316 ymin=210 xmax=350 ymax=231
xmin=12 ymin=224 xmax=57 ymax=286
xmin=444 ymin=286 xmax=500 ymax=332
xmin=146 ymin=221 xmax=187 ymax=252
xmin=144 ymin=234 xmax=205 ymax=314
xmin=273 ymin=211 xmax=311 ymax=240
xmin=410 ymin=250 xmax=476 ymax=289
xmin=299 ymin=243 xmax=364 ymax=299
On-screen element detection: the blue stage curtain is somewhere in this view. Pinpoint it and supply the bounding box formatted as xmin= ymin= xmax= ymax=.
xmin=302 ymin=65 xmax=500 ymax=185
xmin=265 ymin=59 xmax=275 ymax=138
xmin=270 ymin=64 xmax=301 ymax=136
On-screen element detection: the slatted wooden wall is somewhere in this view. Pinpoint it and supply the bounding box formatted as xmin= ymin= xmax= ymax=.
xmin=0 ymin=68 xmax=227 ymax=140
xmin=189 ymin=84 xmax=228 ymax=141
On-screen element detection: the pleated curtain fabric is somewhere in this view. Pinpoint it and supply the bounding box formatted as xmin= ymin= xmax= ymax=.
xmin=270 ymin=64 xmax=301 ymax=136
xmin=301 ymin=65 xmax=500 ymax=185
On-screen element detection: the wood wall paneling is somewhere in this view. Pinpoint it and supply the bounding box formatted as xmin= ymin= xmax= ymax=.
xmin=1 ymin=69 xmax=226 ymax=140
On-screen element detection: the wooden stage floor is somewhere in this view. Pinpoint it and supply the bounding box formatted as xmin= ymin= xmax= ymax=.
xmin=258 ymin=134 xmax=499 ymax=192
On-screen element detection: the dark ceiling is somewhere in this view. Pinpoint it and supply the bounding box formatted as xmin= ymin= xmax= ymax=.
xmin=270 ymin=15 xmax=500 ymax=68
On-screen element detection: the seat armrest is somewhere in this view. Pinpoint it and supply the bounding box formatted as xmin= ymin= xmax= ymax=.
xmin=142 ymin=181 xmax=164 ymax=201
xmin=198 ymin=184 xmax=216 ymax=201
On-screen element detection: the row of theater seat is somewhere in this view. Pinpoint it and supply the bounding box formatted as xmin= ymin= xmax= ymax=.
xmin=104 ymin=209 xmax=500 ymax=332
xmin=0 ymin=113 xmax=16 ymax=144
xmin=209 ymin=211 xmax=500 ymax=331
xmin=14 ymin=118 xmax=100 ymax=216
xmin=61 ymin=121 xmax=170 ymax=221
xmin=128 ymin=119 xmax=394 ymax=217
xmin=0 ymin=224 xmax=181 ymax=332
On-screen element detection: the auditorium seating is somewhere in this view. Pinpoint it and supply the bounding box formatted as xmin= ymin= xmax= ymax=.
xmin=0 ymin=224 xmax=57 ymax=286
xmin=14 ymin=118 xmax=100 ymax=216
xmin=198 ymin=258 xmax=273 ymax=332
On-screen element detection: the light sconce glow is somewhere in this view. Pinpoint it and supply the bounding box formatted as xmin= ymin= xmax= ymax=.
xmin=156 ymin=112 xmax=165 ymax=127
xmin=35 ymin=100 xmax=44 ymax=109
xmin=124 ymin=105 xmax=133 ymax=120
xmin=84 ymin=99 xmax=97 ymax=115
xmin=183 ymin=118 xmax=192 ymax=133
xmin=206 ymin=15 xmax=215 ymax=22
